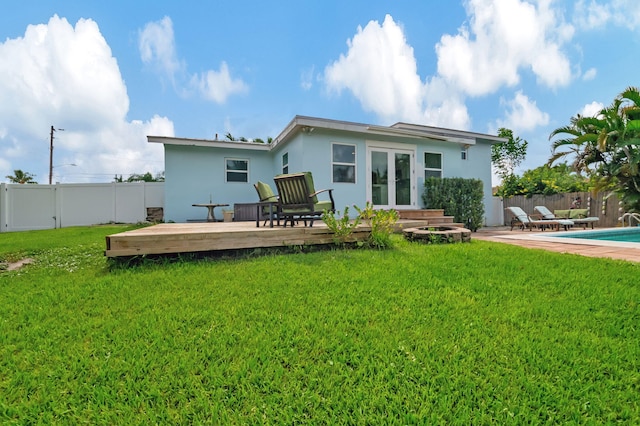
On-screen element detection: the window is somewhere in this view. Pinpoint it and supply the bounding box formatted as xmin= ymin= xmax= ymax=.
xmin=461 ymin=146 xmax=468 ymax=160
xmin=225 ymin=158 xmax=249 ymax=182
xmin=424 ymin=152 xmax=442 ymax=179
xmin=332 ymin=143 xmax=356 ymax=183
xmin=282 ymin=152 xmax=289 ymax=174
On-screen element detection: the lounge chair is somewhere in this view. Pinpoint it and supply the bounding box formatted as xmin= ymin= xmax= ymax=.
xmin=506 ymin=206 xmax=574 ymax=231
xmin=273 ymin=172 xmax=335 ymax=227
xmin=535 ymin=206 xmax=599 ymax=229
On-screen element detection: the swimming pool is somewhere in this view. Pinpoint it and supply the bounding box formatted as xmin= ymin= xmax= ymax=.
xmin=553 ymin=227 xmax=640 ymax=243
xmin=524 ymin=226 xmax=640 ymax=249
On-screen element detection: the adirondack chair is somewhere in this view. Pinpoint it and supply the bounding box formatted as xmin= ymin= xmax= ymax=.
xmin=273 ymin=172 xmax=335 ymax=227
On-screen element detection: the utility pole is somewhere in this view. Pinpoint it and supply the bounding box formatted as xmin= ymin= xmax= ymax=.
xmin=49 ymin=126 xmax=54 ymax=185
xmin=49 ymin=126 xmax=64 ymax=184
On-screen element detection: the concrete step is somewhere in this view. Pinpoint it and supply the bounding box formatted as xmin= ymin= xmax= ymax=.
xmin=398 ymin=209 xmax=445 ymax=219
xmin=397 ymin=210 xmax=470 ymax=229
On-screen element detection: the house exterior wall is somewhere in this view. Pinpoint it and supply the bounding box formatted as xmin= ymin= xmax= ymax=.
xmin=300 ymin=129 xmax=367 ymax=211
xmin=414 ymin=138 xmax=496 ymax=224
xmin=164 ymin=144 xmax=272 ymax=222
xmin=161 ymin=122 xmax=499 ymax=224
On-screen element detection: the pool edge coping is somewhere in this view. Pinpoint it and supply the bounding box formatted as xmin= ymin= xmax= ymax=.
xmin=494 ymin=227 xmax=640 ymax=249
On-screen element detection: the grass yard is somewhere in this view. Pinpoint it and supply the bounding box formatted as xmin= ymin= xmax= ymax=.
xmin=1 ymin=225 xmax=639 ymax=424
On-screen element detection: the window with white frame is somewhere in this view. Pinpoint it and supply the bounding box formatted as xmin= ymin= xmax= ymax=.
xmin=424 ymin=152 xmax=442 ymax=179
xmin=282 ymin=152 xmax=289 ymax=174
xmin=225 ymin=158 xmax=249 ymax=182
xmin=332 ymin=143 xmax=356 ymax=183
xmin=461 ymin=145 xmax=468 ymax=160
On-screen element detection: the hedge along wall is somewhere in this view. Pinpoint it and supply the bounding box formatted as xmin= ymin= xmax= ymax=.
xmin=502 ymin=192 xmax=621 ymax=228
xmin=423 ymin=178 xmax=484 ymax=231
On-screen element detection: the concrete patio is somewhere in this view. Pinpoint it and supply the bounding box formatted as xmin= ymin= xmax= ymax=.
xmin=473 ymin=226 xmax=640 ymax=263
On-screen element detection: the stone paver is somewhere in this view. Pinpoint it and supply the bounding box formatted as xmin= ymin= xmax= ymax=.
xmin=474 ymin=227 xmax=640 ymax=263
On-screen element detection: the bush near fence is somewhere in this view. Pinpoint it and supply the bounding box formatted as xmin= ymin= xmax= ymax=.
xmin=502 ymin=192 xmax=620 ymax=228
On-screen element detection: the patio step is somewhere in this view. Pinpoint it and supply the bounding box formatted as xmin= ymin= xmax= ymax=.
xmin=398 ymin=209 xmax=445 ymax=219
xmin=398 ymin=209 xmax=462 ymax=226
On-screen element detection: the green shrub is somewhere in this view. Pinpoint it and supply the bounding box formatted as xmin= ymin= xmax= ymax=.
xmin=422 ymin=177 xmax=484 ymax=231
xmin=355 ymin=202 xmax=399 ymax=249
xmin=322 ymin=206 xmax=361 ymax=246
xmin=322 ymin=202 xmax=399 ymax=249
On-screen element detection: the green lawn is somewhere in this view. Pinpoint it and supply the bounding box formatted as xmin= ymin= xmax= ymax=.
xmin=1 ymin=225 xmax=639 ymax=424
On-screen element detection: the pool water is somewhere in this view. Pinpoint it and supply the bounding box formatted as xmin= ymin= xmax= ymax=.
xmin=554 ymin=227 xmax=640 ymax=243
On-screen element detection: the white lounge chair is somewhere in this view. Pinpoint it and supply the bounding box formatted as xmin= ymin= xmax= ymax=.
xmin=534 ymin=205 xmax=599 ymax=229
xmin=506 ymin=206 xmax=574 ymax=231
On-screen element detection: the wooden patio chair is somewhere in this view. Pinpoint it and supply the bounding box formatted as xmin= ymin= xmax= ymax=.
xmin=273 ymin=172 xmax=335 ymax=227
xmin=253 ymin=181 xmax=281 ymax=226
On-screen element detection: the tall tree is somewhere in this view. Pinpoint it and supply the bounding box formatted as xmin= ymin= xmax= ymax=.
xmin=549 ymin=86 xmax=640 ymax=211
xmin=491 ymin=128 xmax=528 ymax=198
xmin=547 ymin=114 xmax=604 ymax=176
xmin=6 ymin=169 xmax=37 ymax=184
xmin=491 ymin=128 xmax=528 ymax=180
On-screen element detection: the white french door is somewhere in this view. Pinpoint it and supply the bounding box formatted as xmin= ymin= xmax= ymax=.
xmin=366 ymin=145 xmax=416 ymax=209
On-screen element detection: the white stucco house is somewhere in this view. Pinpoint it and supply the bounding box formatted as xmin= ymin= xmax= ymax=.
xmin=148 ymin=115 xmax=505 ymax=224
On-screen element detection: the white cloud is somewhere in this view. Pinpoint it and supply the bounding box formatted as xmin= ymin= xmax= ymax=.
xmin=573 ymin=0 xmax=612 ymax=29
xmin=495 ymin=91 xmax=549 ymax=132
xmin=581 ymin=101 xmax=604 ymax=117
xmin=190 ymin=62 xmax=249 ymax=103
xmin=574 ymin=0 xmax=640 ymax=30
xmin=138 ymin=16 xmax=183 ymax=81
xmin=582 ymin=67 xmax=597 ymax=81
xmin=422 ymin=77 xmax=471 ymax=129
xmin=436 ymin=0 xmax=574 ymax=95
xmin=139 ymin=16 xmax=248 ymax=105
xmin=324 ymin=14 xmax=470 ymax=129
xmin=325 ymin=15 xmax=426 ymax=123
xmin=323 ymin=4 xmax=576 ymax=131
xmin=300 ymin=66 xmax=315 ymax=91
xmin=0 ymin=15 xmax=173 ymax=183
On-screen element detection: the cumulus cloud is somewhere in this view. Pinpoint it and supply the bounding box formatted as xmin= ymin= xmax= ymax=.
xmin=581 ymin=100 xmax=605 ymax=117
xmin=323 ymin=3 xmax=576 ymax=132
xmin=0 ymin=15 xmax=173 ymax=183
xmin=324 ymin=14 xmax=469 ymax=129
xmin=436 ymin=0 xmax=574 ymax=95
xmin=325 ymin=15 xmax=427 ymax=123
xmin=495 ymin=91 xmax=549 ymax=132
xmin=139 ymin=16 xmax=248 ymax=104
xmin=574 ymin=0 xmax=640 ymax=30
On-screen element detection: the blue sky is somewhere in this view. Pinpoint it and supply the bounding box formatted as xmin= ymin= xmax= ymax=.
xmin=1 ymin=0 xmax=639 ymax=184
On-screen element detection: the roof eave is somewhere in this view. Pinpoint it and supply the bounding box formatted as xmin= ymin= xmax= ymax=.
xmin=147 ymin=136 xmax=271 ymax=151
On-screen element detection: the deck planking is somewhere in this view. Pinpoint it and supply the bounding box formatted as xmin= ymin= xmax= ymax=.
xmin=105 ymin=220 xmax=430 ymax=257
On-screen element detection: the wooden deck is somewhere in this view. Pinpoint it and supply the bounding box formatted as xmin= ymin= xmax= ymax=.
xmin=105 ymin=219 xmax=430 ymax=257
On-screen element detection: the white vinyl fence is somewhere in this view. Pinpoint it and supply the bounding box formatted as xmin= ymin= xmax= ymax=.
xmin=0 ymin=182 xmax=164 ymax=233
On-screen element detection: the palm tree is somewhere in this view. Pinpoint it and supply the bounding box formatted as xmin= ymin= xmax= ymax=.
xmin=6 ymin=169 xmax=37 ymax=184
xmin=549 ymin=86 xmax=640 ymax=211
xmin=548 ymin=114 xmax=606 ymax=176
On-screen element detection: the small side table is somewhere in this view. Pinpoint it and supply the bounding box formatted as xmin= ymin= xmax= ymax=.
xmin=255 ymin=201 xmax=279 ymax=228
xmin=192 ymin=203 xmax=229 ymax=222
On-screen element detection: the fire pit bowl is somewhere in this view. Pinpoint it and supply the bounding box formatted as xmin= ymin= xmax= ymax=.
xmin=403 ymin=226 xmax=472 ymax=244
